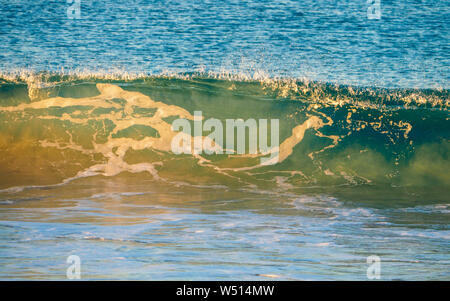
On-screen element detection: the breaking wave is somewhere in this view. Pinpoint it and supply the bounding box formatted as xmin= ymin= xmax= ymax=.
xmin=0 ymin=71 xmax=448 ymax=192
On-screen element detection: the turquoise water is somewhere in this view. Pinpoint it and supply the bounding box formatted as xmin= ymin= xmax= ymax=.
xmin=0 ymin=1 xmax=449 ymax=280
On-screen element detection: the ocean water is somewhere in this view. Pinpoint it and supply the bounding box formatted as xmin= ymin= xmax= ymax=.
xmin=0 ymin=0 xmax=449 ymax=280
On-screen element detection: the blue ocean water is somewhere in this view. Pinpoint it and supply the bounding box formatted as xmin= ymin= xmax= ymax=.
xmin=0 ymin=0 xmax=448 ymax=88
xmin=0 ymin=1 xmax=449 ymax=281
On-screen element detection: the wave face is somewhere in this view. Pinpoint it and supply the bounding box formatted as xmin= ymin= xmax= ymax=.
xmin=0 ymin=75 xmax=448 ymax=192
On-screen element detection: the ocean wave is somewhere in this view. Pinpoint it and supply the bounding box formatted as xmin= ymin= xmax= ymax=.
xmin=0 ymin=74 xmax=448 ymax=191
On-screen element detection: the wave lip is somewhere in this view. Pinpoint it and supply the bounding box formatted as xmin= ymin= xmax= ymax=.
xmin=0 ymin=70 xmax=448 ymax=109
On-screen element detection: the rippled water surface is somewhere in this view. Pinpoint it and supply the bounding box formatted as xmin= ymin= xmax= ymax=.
xmin=0 ymin=0 xmax=449 ymax=87
xmin=0 ymin=177 xmax=449 ymax=280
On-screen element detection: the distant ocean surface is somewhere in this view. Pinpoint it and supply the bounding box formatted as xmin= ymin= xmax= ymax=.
xmin=0 ymin=0 xmax=448 ymax=280
xmin=0 ymin=0 xmax=449 ymax=88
